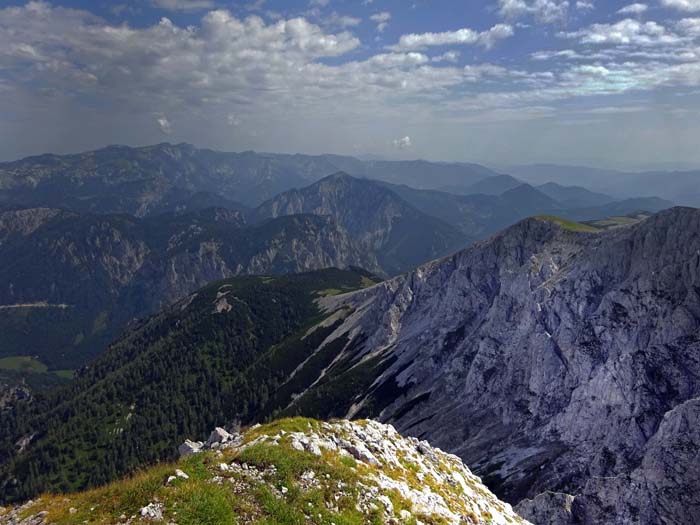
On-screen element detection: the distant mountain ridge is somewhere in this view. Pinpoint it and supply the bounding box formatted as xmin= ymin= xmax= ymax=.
xmin=380 ymin=180 xmax=673 ymax=239
xmin=0 ymin=143 xmax=505 ymax=211
xmin=536 ymin=182 xmax=614 ymax=208
xmin=509 ymin=163 xmax=700 ymax=207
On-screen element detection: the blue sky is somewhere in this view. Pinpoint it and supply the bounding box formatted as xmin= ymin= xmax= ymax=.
xmin=1 ymin=0 xmax=700 ymax=168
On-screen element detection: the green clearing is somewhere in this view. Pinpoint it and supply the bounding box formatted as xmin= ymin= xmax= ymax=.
xmin=0 ymin=356 xmax=76 ymax=386
xmin=585 ymin=213 xmax=650 ymax=230
xmin=52 ymin=370 xmax=76 ymax=380
xmin=318 ymin=276 xmax=379 ymax=297
xmin=0 ymin=356 xmax=48 ymax=374
xmin=534 ymin=215 xmax=600 ymax=233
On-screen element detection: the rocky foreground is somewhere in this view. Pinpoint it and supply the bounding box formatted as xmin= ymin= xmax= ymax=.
xmin=0 ymin=418 xmax=530 ymax=525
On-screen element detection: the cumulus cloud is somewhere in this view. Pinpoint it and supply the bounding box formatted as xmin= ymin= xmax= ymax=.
xmin=151 ymin=0 xmax=215 ymax=11
xmin=661 ymin=0 xmax=700 ymax=12
xmin=324 ymin=12 xmax=362 ymax=29
xmin=463 ymin=63 xmax=511 ymax=81
xmin=370 ymin=12 xmax=391 ymax=32
xmin=561 ymin=19 xmax=682 ymax=46
xmin=432 ymin=50 xmax=461 ymax=63
xmin=2 ymin=1 xmax=700 ymax=165
xmin=498 ymin=0 xmax=569 ymax=24
xmin=576 ymin=1 xmax=595 ymax=11
xmin=618 ymin=3 xmax=648 ymax=15
xmin=156 ymin=115 xmax=173 ymax=134
xmin=368 ymin=52 xmax=429 ymax=68
xmin=677 ymin=17 xmax=700 ymax=35
xmin=389 ymin=24 xmax=514 ymax=51
xmin=392 ymin=136 xmax=412 ymax=149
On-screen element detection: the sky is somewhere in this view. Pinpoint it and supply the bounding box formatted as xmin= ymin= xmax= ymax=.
xmin=1 ymin=0 xmax=700 ymax=168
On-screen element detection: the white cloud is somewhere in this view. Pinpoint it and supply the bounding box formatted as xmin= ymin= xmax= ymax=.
xmin=151 ymin=0 xmax=215 ymax=11
xmin=498 ymin=0 xmax=569 ymax=24
xmin=661 ymin=0 xmax=700 ymax=12
xmin=677 ymin=17 xmax=700 ymax=35
xmin=370 ymin=11 xmax=391 ymax=32
xmin=389 ymin=24 xmax=514 ymax=51
xmin=324 ymin=12 xmax=362 ymax=29
xmin=431 ymin=50 xmax=461 ymax=63
xmin=531 ymin=49 xmax=583 ymax=60
xmin=3 ymin=1 xmax=700 ymax=164
xmin=562 ymin=19 xmax=682 ymax=45
xmin=156 ymin=115 xmax=173 ymax=134
xmin=618 ymin=3 xmax=648 ymax=14
xmin=393 ymin=136 xmax=412 ymax=149
xmin=368 ymin=52 xmax=429 ymax=68
xmin=463 ymin=63 xmax=510 ymax=81
xmin=576 ymin=1 xmax=595 ymax=11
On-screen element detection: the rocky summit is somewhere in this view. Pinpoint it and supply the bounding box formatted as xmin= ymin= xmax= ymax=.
xmin=0 ymin=418 xmax=530 ymax=525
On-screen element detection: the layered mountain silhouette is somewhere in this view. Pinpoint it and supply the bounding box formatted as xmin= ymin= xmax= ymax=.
xmin=0 ymin=143 xmax=504 ymax=211
xmin=0 ymin=160 xmax=674 ymax=370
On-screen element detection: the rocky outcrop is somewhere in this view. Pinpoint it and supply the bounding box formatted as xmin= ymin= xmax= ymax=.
xmin=0 ymin=385 xmax=31 ymax=413
xmin=515 ymin=492 xmax=575 ymax=525
xmin=179 ymin=418 xmax=531 ymax=525
xmin=282 ymin=207 xmax=700 ymax=524
xmin=0 ymin=418 xmax=530 ymax=525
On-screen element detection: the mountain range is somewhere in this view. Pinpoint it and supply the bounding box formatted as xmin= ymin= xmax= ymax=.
xmin=0 ymin=143 xmax=696 ymax=524
xmin=508 ymin=163 xmax=700 ymax=207
xmin=0 ymin=168 xmax=672 ymax=372
xmin=0 ymin=143 xmax=502 ymax=212
xmin=0 ymin=165 xmax=676 ymax=380
xmin=0 ymin=143 xmax=680 ymax=214
xmin=2 ymin=208 xmax=698 ymax=524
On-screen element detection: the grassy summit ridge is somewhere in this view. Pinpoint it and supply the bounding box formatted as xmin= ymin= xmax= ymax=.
xmin=0 ymin=418 xmax=530 ymax=525
xmin=533 ymin=215 xmax=600 ymax=232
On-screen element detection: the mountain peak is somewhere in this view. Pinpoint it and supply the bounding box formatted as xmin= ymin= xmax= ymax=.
xmin=322 ymin=171 xmax=356 ymax=182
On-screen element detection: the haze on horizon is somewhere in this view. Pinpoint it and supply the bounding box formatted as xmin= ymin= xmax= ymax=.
xmin=2 ymin=0 xmax=700 ymax=170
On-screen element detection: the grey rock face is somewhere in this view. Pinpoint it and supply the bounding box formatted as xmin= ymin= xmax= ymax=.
xmin=565 ymin=397 xmax=700 ymax=525
xmin=252 ymin=173 xmax=469 ymax=275
xmin=296 ymin=207 xmax=700 ymax=524
xmin=515 ymin=492 xmax=575 ymax=525
xmin=254 ymin=173 xmax=411 ymax=251
xmin=177 ymin=439 xmax=203 ymax=457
